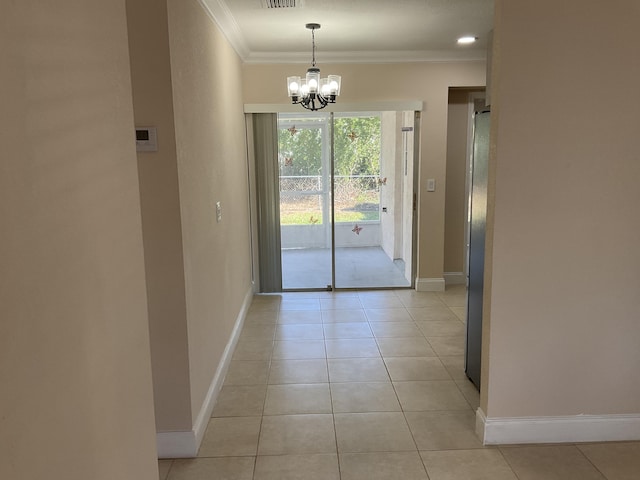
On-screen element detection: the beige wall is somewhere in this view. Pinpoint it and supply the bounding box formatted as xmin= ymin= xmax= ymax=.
xmin=126 ymin=0 xmax=192 ymax=432
xmin=444 ymin=88 xmax=485 ymax=274
xmin=0 ymin=2 xmax=157 ymax=479
xmin=444 ymin=89 xmax=470 ymax=273
xmin=127 ymin=0 xmax=253 ymax=436
xmin=167 ymin=0 xmax=253 ymax=423
xmin=483 ymin=0 xmax=640 ymax=417
xmin=243 ymin=62 xmax=486 ymax=282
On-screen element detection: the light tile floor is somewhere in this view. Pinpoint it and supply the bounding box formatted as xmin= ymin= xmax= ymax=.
xmin=159 ymin=287 xmax=640 ymax=480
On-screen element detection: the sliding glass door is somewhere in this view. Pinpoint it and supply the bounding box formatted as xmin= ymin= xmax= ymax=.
xmin=278 ymin=114 xmax=332 ymax=289
xmin=277 ymin=111 xmax=415 ymax=290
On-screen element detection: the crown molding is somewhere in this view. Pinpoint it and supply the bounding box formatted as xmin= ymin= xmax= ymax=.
xmin=198 ymin=0 xmax=487 ymax=65
xmin=198 ymin=0 xmax=249 ymax=59
xmin=243 ymin=49 xmax=487 ymax=64
xmin=244 ymin=100 xmax=424 ymax=114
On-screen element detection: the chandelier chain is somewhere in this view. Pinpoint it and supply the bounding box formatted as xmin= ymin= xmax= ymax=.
xmin=311 ymin=27 xmax=316 ymax=67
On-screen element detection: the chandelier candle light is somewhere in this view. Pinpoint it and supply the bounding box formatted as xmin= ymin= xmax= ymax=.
xmin=287 ymin=23 xmax=341 ymax=111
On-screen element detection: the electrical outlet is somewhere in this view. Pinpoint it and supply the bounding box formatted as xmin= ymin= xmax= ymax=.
xmin=216 ymin=202 xmax=222 ymax=222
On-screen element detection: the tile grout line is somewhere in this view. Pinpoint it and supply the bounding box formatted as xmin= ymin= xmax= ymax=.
xmin=494 ymin=447 xmax=523 ymax=480
xmin=383 ymin=305 xmax=433 ymax=478
xmin=573 ymin=444 xmax=610 ymax=480
xmin=324 ymin=302 xmax=344 ymax=479
xmin=252 ymin=298 xmax=280 ymax=479
xmin=322 ymin=301 xmax=342 ymax=479
xmin=198 ymin=290 xmax=475 ymax=480
xmin=162 ymin=460 xmax=174 ymax=480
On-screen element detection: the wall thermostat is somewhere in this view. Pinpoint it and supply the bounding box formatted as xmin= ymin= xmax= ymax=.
xmin=136 ymin=126 xmax=158 ymax=152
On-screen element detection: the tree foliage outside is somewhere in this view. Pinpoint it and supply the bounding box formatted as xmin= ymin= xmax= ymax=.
xmin=333 ymin=116 xmax=381 ymax=176
xmin=278 ymin=116 xmax=381 ymax=176
xmin=278 ymin=115 xmax=381 ymax=225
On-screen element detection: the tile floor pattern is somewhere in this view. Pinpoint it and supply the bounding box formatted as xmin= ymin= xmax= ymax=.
xmin=158 ymin=287 xmax=640 ymax=480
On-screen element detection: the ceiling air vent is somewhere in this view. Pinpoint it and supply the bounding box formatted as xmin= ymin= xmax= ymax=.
xmin=262 ymin=0 xmax=303 ymax=8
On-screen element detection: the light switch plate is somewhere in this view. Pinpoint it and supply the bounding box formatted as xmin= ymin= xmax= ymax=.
xmin=216 ymin=201 xmax=222 ymax=222
xmin=427 ymin=178 xmax=436 ymax=192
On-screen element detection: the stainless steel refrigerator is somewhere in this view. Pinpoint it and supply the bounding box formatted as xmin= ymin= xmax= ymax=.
xmin=465 ymin=109 xmax=490 ymax=389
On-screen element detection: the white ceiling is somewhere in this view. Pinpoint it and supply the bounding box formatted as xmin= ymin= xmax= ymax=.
xmin=201 ymin=0 xmax=495 ymax=63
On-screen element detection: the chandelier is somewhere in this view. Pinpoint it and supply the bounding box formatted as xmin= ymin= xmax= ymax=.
xmin=287 ymin=23 xmax=341 ymax=111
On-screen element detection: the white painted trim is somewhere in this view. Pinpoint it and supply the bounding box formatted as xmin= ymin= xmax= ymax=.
xmin=192 ymin=286 xmax=253 ymax=446
xmin=475 ymin=407 xmax=487 ymax=443
xmin=197 ymin=0 xmax=249 ymax=59
xmin=197 ymin=1 xmax=486 ymax=64
xmin=443 ymin=272 xmax=466 ymax=285
xmin=243 ymin=50 xmax=487 ymax=64
xmin=156 ymin=287 xmax=254 ymax=458
xmin=157 ymin=431 xmax=198 ymax=459
xmin=477 ymin=408 xmax=640 ymax=445
xmin=244 ymin=101 xmax=423 ymax=114
xmin=415 ymin=277 xmax=445 ymax=292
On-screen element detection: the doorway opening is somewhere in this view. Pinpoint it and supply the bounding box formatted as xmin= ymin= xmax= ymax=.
xmin=277 ymin=111 xmax=416 ymax=290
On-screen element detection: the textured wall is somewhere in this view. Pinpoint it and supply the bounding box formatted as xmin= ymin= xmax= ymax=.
xmin=167 ymin=0 xmax=253 ymax=423
xmin=0 ymin=1 xmax=158 ymax=478
xmin=483 ymin=0 xmax=640 ymax=417
xmin=126 ymin=0 xmax=193 ymax=433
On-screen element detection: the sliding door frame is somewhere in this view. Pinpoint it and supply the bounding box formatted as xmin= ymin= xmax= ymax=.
xmin=246 ymin=102 xmax=422 ymax=293
xmin=329 ymin=112 xmax=336 ymax=290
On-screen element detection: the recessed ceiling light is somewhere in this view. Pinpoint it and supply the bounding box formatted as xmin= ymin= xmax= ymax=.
xmin=457 ymin=36 xmax=478 ymax=45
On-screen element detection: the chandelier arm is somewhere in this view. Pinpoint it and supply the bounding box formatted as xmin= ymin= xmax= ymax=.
xmin=294 ymin=93 xmax=331 ymax=112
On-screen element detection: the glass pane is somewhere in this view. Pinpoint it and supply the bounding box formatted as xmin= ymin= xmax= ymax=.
xmin=278 ymin=115 xmax=331 ymax=289
xmin=277 ymin=111 xmax=414 ymax=291
xmin=334 ymin=175 xmax=379 ymax=223
xmin=333 ymin=113 xmax=411 ymax=288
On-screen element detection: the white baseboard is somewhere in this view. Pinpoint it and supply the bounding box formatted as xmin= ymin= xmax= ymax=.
xmin=443 ymin=272 xmax=466 ymax=285
xmin=476 ymin=408 xmax=640 ymax=445
xmin=475 ymin=408 xmax=487 ymax=444
xmin=415 ymin=277 xmax=445 ymax=292
xmin=156 ymin=431 xmax=198 ymax=459
xmin=157 ymin=286 xmax=254 ymax=458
